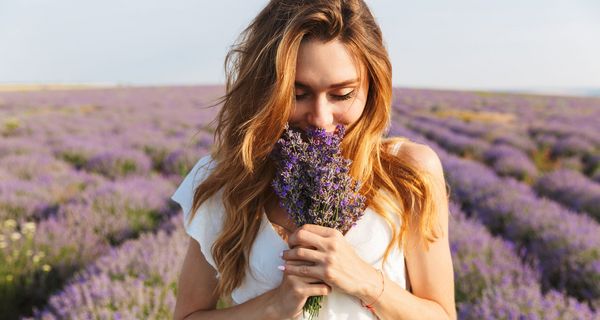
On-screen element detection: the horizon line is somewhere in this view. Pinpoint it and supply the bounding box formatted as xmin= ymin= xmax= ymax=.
xmin=0 ymin=82 xmax=598 ymax=98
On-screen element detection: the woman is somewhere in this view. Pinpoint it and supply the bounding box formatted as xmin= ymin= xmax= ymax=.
xmin=172 ymin=0 xmax=456 ymax=319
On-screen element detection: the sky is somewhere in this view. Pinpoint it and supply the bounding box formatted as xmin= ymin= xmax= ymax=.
xmin=1 ymin=0 xmax=599 ymax=94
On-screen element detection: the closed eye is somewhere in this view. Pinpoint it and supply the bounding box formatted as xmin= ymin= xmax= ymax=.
xmin=334 ymin=91 xmax=355 ymax=101
xmin=295 ymin=90 xmax=355 ymax=101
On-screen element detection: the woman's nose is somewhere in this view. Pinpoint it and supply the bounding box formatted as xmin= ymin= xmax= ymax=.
xmin=306 ymin=95 xmax=336 ymax=133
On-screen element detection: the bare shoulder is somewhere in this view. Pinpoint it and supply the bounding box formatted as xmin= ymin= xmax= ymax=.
xmin=397 ymin=140 xmax=444 ymax=177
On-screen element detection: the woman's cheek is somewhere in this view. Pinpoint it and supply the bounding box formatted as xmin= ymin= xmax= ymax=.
xmin=339 ymin=99 xmax=367 ymax=123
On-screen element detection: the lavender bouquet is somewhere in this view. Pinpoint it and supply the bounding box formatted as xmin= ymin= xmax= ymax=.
xmin=270 ymin=122 xmax=367 ymax=319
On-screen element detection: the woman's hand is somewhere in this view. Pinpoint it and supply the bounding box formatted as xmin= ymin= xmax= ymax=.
xmin=281 ymin=224 xmax=379 ymax=299
xmin=271 ymin=259 xmax=332 ymax=319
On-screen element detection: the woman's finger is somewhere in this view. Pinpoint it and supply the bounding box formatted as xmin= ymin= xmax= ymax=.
xmin=302 ymin=282 xmax=332 ymax=297
xmin=287 ymin=273 xmax=324 ymax=284
xmin=283 ymin=261 xmax=323 ymax=279
xmin=287 ymin=228 xmax=328 ymax=252
xmin=283 ymin=260 xmax=324 ymax=284
xmin=282 ymin=246 xmax=325 ymax=264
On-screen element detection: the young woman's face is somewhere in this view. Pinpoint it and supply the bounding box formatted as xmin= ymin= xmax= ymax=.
xmin=289 ymin=38 xmax=369 ymax=134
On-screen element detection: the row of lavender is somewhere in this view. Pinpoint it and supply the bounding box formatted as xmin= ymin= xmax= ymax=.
xmin=392 ymin=88 xmax=600 ymax=160
xmin=401 ymin=111 xmax=599 ymax=171
xmin=26 ymin=206 xmax=596 ymax=319
xmin=392 ymin=88 xmax=600 ymax=179
xmin=0 ymin=173 xmax=175 ymax=316
xmin=396 ymin=109 xmax=600 ymax=223
xmin=0 ymin=87 xmax=219 ymax=317
xmin=390 ymin=124 xmax=600 ymax=311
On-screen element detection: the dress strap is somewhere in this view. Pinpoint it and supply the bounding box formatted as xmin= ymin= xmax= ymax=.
xmin=391 ymin=140 xmax=405 ymax=156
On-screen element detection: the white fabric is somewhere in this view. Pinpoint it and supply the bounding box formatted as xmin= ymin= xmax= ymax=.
xmin=170 ymin=154 xmax=222 ymax=277
xmin=171 ymin=142 xmax=408 ymax=319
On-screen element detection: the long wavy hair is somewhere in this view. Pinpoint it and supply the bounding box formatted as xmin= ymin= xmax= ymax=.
xmin=187 ymin=0 xmax=445 ymax=302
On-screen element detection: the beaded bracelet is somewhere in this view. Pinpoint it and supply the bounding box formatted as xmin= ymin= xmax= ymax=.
xmin=360 ymin=268 xmax=385 ymax=312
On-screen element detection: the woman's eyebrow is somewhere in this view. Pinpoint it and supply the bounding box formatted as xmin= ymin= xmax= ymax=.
xmin=294 ymin=78 xmax=359 ymax=89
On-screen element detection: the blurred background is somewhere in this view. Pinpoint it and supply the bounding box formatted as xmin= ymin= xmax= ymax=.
xmin=0 ymin=1 xmax=599 ymax=319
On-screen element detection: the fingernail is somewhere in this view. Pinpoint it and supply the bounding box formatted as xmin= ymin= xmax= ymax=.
xmin=279 ymin=251 xmax=283 ymax=258
xmin=277 ymin=265 xmax=285 ymax=271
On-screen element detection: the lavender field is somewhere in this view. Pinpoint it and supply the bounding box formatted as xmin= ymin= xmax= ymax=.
xmin=0 ymin=86 xmax=599 ymax=319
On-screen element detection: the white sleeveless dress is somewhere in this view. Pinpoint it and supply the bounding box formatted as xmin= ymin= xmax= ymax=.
xmin=171 ymin=142 xmax=410 ymax=320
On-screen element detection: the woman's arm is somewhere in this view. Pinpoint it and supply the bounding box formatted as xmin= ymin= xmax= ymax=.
xmin=357 ymin=143 xmax=457 ymax=320
xmin=173 ymin=238 xmax=281 ymax=320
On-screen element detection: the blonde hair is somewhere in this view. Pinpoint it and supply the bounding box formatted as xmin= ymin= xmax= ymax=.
xmin=188 ymin=0 xmax=444 ymax=300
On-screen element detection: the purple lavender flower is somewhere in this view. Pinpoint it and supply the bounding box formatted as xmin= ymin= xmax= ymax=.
xmin=84 ymin=148 xmax=152 ymax=179
xmin=534 ymin=169 xmax=600 ymax=222
xmin=270 ymin=122 xmax=367 ymax=320
xmin=483 ymin=143 xmax=538 ymax=181
xmin=406 ymin=118 xmax=490 ymax=158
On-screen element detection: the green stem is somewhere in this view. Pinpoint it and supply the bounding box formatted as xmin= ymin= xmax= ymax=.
xmin=303 ymin=295 xmax=324 ymax=320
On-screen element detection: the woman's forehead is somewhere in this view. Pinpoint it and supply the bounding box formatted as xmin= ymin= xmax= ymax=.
xmin=295 ymin=39 xmax=365 ymax=89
